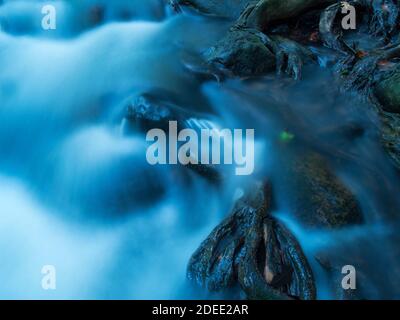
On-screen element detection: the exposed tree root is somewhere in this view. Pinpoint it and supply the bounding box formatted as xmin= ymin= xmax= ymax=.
xmin=369 ymin=0 xmax=399 ymax=41
xmin=339 ymin=41 xmax=400 ymax=94
xmin=187 ymin=181 xmax=316 ymax=300
xmin=270 ymin=35 xmax=316 ymax=79
xmin=319 ymin=2 xmax=357 ymax=53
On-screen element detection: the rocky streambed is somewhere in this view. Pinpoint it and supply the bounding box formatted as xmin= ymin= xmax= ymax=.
xmin=159 ymin=0 xmax=400 ymax=300
xmin=1 ymin=0 xmax=400 ymax=299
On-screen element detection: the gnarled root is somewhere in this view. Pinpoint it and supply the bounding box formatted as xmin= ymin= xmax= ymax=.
xmin=319 ymin=2 xmax=357 ymax=53
xmin=187 ymin=181 xmax=316 ymax=300
xmin=340 ymin=54 xmax=380 ymax=93
xmin=318 ymin=0 xmax=400 ymax=44
xmin=338 ymin=42 xmax=400 ymax=93
xmin=369 ymin=0 xmax=399 ymax=40
xmin=270 ymin=35 xmax=316 ymax=80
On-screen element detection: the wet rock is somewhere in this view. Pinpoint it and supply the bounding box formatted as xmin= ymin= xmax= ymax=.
xmin=205 ymin=27 xmax=315 ymax=78
xmin=279 ymin=150 xmax=364 ymax=228
xmin=374 ymin=68 xmax=400 ymax=114
xmin=184 ymin=0 xmax=321 ymax=79
xmin=205 ymin=27 xmax=276 ymax=77
xmin=188 ymin=181 xmax=316 ymax=300
xmin=122 ymin=91 xmax=223 ymax=183
xmin=123 ymin=90 xmax=217 ymax=133
xmin=124 ymin=91 xmax=189 ymax=133
xmin=379 ymin=112 xmax=400 ymax=170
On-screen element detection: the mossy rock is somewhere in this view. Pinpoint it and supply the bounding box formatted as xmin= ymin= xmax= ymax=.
xmin=205 ymin=28 xmax=276 ymax=77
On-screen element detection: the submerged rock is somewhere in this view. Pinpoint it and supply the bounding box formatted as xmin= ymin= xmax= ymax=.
xmin=278 ymin=150 xmax=364 ymax=228
xmin=188 ymin=181 xmax=316 ymax=300
xmin=124 ymin=91 xmax=190 ymax=133
xmin=122 ymin=91 xmax=223 ymax=183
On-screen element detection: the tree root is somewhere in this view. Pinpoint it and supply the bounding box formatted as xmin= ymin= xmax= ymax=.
xmin=187 ymin=181 xmax=316 ymax=300
xmin=270 ymin=35 xmax=316 ymax=79
xmin=369 ymin=0 xmax=399 ymax=41
xmin=338 ymin=41 xmax=400 ymax=94
xmin=319 ymin=2 xmax=357 ymax=53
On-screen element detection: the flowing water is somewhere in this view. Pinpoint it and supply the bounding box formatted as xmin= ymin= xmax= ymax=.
xmin=0 ymin=0 xmax=399 ymax=299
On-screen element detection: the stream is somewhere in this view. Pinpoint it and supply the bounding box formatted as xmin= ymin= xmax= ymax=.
xmin=0 ymin=0 xmax=399 ymax=299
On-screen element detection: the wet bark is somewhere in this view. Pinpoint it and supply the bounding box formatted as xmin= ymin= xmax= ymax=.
xmin=187 ymin=181 xmax=316 ymax=300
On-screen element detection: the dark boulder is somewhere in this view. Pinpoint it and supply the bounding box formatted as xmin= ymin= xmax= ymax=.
xmin=175 ymin=0 xmax=250 ymax=19
xmin=205 ymin=28 xmax=276 ymax=77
